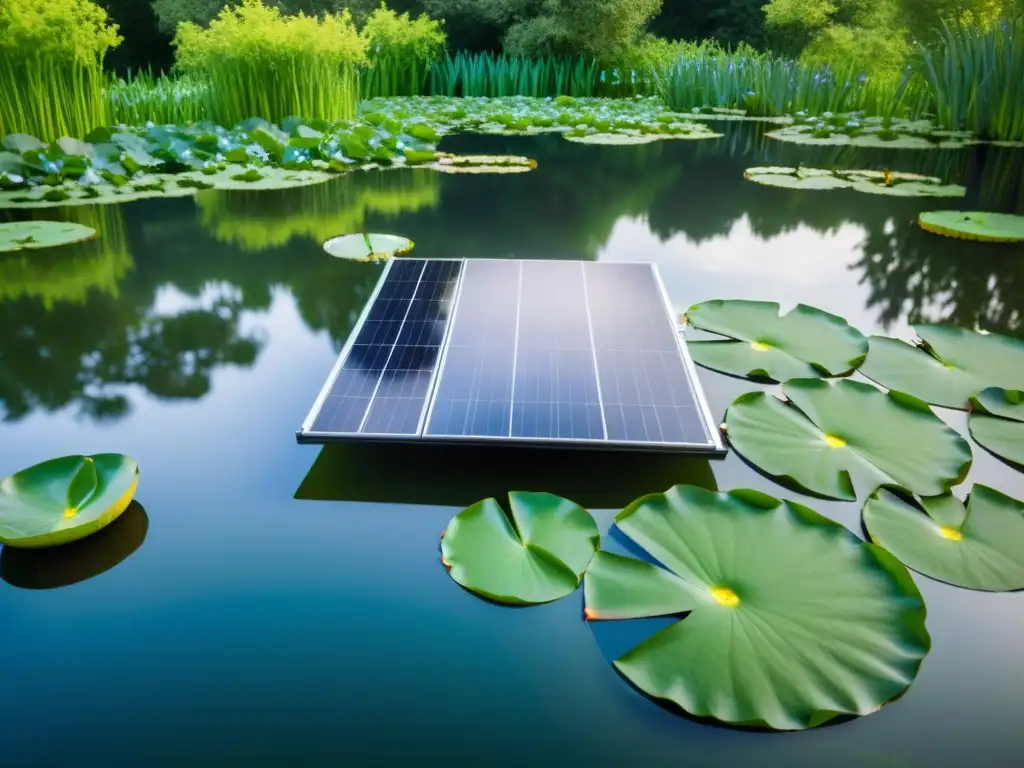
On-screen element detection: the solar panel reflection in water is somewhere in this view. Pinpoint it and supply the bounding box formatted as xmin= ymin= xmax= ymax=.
xmin=298 ymin=258 xmax=723 ymax=454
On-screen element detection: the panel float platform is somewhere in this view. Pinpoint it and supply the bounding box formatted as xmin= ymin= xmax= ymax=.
xmin=297 ymin=258 xmax=726 ymax=454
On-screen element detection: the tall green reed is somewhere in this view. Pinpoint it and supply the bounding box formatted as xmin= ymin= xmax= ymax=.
xmin=172 ymin=0 xmax=365 ymax=126
xmin=107 ymin=70 xmax=210 ymax=126
xmin=920 ymin=18 xmax=1024 ymax=142
xmin=360 ymin=3 xmax=446 ymax=99
xmin=0 ymin=0 xmax=120 ymax=140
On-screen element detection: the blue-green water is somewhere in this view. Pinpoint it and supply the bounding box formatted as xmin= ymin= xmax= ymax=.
xmin=1 ymin=124 xmax=1022 ymax=766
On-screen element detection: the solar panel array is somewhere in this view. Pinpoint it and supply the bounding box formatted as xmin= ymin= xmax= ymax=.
xmin=300 ymin=258 xmax=723 ymax=453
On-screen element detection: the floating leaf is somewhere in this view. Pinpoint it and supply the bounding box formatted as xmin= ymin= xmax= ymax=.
xmin=860 ymin=326 xmax=1024 ymax=410
xmin=442 ymin=492 xmax=599 ymax=605
xmin=0 ymin=454 xmax=139 ymax=548
xmin=0 ymin=221 xmax=97 ymax=252
xmin=322 ymin=232 xmax=414 ymax=262
xmin=2 ymin=133 xmax=45 ymax=153
xmin=919 ymin=211 xmax=1024 ymax=242
xmin=724 ymin=379 xmax=972 ymax=501
xmin=744 ymin=167 xmax=964 ymax=197
xmin=863 ymin=485 xmax=1024 ymax=591
xmin=969 ymin=388 xmax=1024 ymax=467
xmin=585 ymin=485 xmax=929 ymax=730
xmin=685 ymin=300 xmax=867 ymax=382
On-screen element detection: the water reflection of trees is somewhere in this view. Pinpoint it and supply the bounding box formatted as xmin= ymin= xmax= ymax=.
xmin=1 ymin=126 xmax=1022 ymax=423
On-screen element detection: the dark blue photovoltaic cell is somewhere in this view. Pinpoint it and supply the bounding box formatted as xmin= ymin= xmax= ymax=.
xmin=511 ymin=261 xmax=603 ymax=439
xmin=425 ymin=260 xmax=519 ymax=437
xmin=361 ymin=260 xmax=461 ymax=435
xmin=311 ymin=260 xmax=464 ymax=436
xmin=582 ymin=262 xmax=711 ymax=445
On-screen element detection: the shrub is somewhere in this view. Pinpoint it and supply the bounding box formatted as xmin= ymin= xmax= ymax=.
xmin=360 ymin=3 xmax=447 ymax=98
xmin=0 ymin=0 xmax=121 ymax=140
xmin=172 ymin=0 xmax=366 ymax=125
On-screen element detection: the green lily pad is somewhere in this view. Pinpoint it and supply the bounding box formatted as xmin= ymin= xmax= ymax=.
xmin=744 ymin=167 xmax=964 ymax=197
xmin=584 ymin=485 xmax=929 ymax=730
xmin=859 ymin=326 xmax=1024 ymax=410
xmin=969 ymin=388 xmax=1024 ymax=467
xmin=441 ymin=492 xmax=600 ymax=605
xmin=563 ymin=133 xmax=662 ymax=145
xmin=685 ymin=300 xmax=867 ymax=382
xmin=863 ymin=484 xmax=1024 ymax=591
xmin=0 ymin=221 xmax=97 ymax=252
xmin=322 ymin=233 xmax=414 ymax=262
xmin=724 ymin=379 xmax=973 ymax=501
xmin=0 ymin=454 xmax=140 ymax=548
xmin=427 ymin=154 xmax=537 ymax=175
xmin=919 ymin=211 xmax=1024 ymax=243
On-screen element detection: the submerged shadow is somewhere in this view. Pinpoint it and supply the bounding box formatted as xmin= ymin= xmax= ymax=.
xmin=295 ymin=442 xmax=720 ymax=509
xmin=0 ymin=501 xmax=149 ymax=590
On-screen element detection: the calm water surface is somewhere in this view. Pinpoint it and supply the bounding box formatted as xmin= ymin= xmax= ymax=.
xmin=2 ymin=123 xmax=1023 ymax=766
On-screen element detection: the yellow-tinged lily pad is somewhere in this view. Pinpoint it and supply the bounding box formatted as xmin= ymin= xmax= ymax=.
xmin=585 ymin=485 xmax=930 ymax=730
xmin=0 ymin=221 xmax=97 ymax=252
xmin=427 ymin=154 xmax=537 ymax=174
xmin=322 ymin=232 xmax=414 ymax=262
xmin=744 ymin=167 xmax=964 ymax=198
xmin=919 ymin=211 xmax=1024 ymax=242
xmin=0 ymin=454 xmax=140 ymax=548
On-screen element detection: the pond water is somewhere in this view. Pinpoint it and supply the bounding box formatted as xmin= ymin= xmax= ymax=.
xmin=1 ymin=122 xmax=1022 ymax=766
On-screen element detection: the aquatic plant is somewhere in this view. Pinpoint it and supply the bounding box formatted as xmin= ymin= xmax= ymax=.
xmin=859 ymin=326 xmax=1024 ymax=410
xmin=172 ymin=0 xmax=366 ymax=125
xmin=684 ymin=300 xmax=868 ymax=382
xmin=323 ymin=232 xmax=414 ymax=262
xmin=743 ymin=166 xmax=967 ymax=196
xmin=765 ymin=118 xmax=977 ymax=148
xmin=918 ymin=210 xmax=1024 ymax=242
xmin=360 ymin=4 xmax=447 ymax=99
xmin=864 ymin=484 xmax=1024 ymax=591
xmin=0 ymin=454 xmax=139 ymax=548
xmin=920 ymin=19 xmax=1024 ymax=143
xmin=969 ymin=388 xmax=1024 ymax=467
xmin=585 ymin=485 xmax=929 ymax=730
xmin=108 ymin=71 xmax=211 ymax=126
xmin=0 ymin=0 xmax=121 ymax=140
xmin=723 ymin=378 xmax=973 ymax=501
xmin=441 ymin=492 xmax=599 ymax=605
xmin=0 ymin=221 xmax=96 ymax=253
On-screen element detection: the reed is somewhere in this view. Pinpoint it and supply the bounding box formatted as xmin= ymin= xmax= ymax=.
xmin=172 ymin=0 xmax=365 ymax=126
xmin=0 ymin=0 xmax=120 ymax=140
xmin=920 ymin=18 xmax=1024 ymax=142
xmin=108 ymin=70 xmax=211 ymax=126
xmin=360 ymin=4 xmax=446 ymax=99
xmin=427 ymin=53 xmax=607 ymax=98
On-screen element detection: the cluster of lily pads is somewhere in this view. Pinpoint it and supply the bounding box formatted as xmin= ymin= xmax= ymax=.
xmin=362 ymin=94 xmax=723 ymax=144
xmin=766 ymin=113 xmax=982 ymax=149
xmin=744 ymin=166 xmax=966 ymax=198
xmin=438 ymin=299 xmax=1023 ymax=732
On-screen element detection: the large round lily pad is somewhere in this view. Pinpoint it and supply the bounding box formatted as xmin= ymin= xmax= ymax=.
xmin=0 ymin=221 xmax=96 ymax=252
xmin=919 ymin=211 xmax=1024 ymax=242
xmin=744 ymin=167 xmax=963 ymax=197
xmin=322 ymin=233 xmax=414 ymax=262
xmin=441 ymin=491 xmax=600 ymax=605
xmin=584 ymin=485 xmax=930 ymax=730
xmin=724 ymin=379 xmax=973 ymax=501
xmin=863 ymin=485 xmax=1024 ymax=591
xmin=685 ymin=300 xmax=867 ymax=382
xmin=860 ymin=325 xmax=1024 ymax=410
xmin=428 ymin=154 xmax=537 ymax=174
xmin=969 ymin=387 xmax=1024 ymax=467
xmin=0 ymin=454 xmax=140 ymax=548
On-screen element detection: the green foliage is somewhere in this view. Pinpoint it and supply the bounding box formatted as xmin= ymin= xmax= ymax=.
xmin=427 ymin=51 xmax=602 ymax=96
xmin=920 ymin=18 xmax=1024 ymax=141
xmin=0 ymin=0 xmax=121 ymax=140
xmin=361 ymin=3 xmax=447 ymax=98
xmin=172 ymin=0 xmax=367 ymax=124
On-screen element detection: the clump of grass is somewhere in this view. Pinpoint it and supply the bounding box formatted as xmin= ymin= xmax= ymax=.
xmin=360 ymin=3 xmax=446 ymax=99
xmin=108 ymin=70 xmax=211 ymax=126
xmin=172 ymin=0 xmax=366 ymax=126
xmin=0 ymin=0 xmax=121 ymax=140
xmin=920 ymin=18 xmax=1024 ymax=142
xmin=428 ymin=52 xmax=601 ymax=98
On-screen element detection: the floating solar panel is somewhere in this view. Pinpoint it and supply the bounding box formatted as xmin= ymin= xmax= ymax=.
xmin=298 ymin=258 xmax=725 ymax=454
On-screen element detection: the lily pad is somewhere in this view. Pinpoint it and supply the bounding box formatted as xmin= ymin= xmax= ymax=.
xmin=441 ymin=492 xmax=600 ymax=605
xmin=919 ymin=211 xmax=1024 ymax=243
xmin=723 ymin=379 xmax=973 ymax=501
xmin=859 ymin=326 xmax=1024 ymax=410
xmin=0 ymin=454 xmax=140 ymax=548
xmin=0 ymin=221 xmax=96 ymax=252
xmin=563 ymin=133 xmax=662 ymax=145
xmin=685 ymin=300 xmax=867 ymax=382
xmin=322 ymin=232 xmax=414 ymax=262
xmin=744 ymin=167 xmax=964 ymax=197
xmin=584 ymin=485 xmax=930 ymax=730
xmin=863 ymin=484 xmax=1024 ymax=591
xmin=969 ymin=388 xmax=1024 ymax=467
xmin=427 ymin=154 xmax=537 ymax=175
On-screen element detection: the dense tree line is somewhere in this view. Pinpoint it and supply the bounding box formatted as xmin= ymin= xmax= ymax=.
xmin=97 ymin=1 xmax=1024 ymax=73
